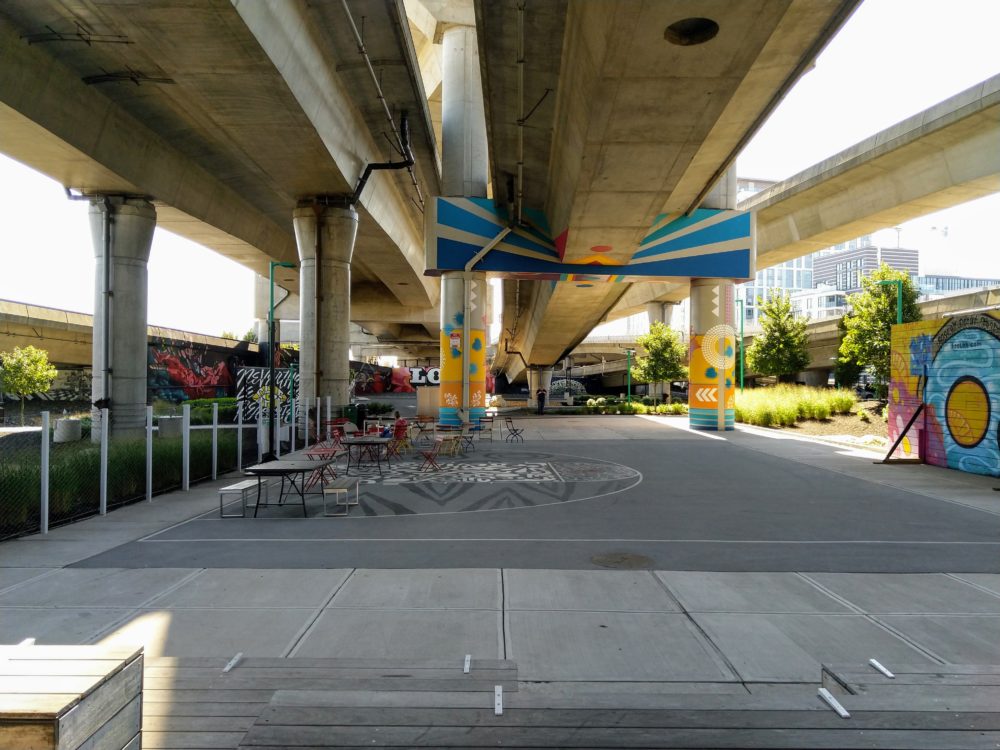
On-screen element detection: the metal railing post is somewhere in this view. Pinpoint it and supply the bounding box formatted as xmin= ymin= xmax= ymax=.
xmin=99 ymin=407 xmax=109 ymax=514
xmin=290 ymin=394 xmax=296 ymax=454
xmin=146 ymin=406 xmax=153 ymax=502
xmin=325 ymin=396 xmax=331 ymax=442
xmin=211 ymin=402 xmax=219 ymax=480
xmin=256 ymin=411 xmax=264 ymax=464
xmin=237 ymin=400 xmax=244 ymax=472
xmin=182 ymin=403 xmax=191 ymax=491
xmin=40 ymin=411 xmax=49 ymax=534
xmin=275 ymin=404 xmax=282 ymax=459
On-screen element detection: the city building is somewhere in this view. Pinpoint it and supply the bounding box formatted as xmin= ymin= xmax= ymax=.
xmin=812 ymin=244 xmax=919 ymax=293
xmin=790 ymin=285 xmax=848 ymax=322
xmin=914 ymin=274 xmax=1000 ymax=296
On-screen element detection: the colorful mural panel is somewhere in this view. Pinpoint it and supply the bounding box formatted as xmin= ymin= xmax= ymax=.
xmin=426 ymin=197 xmax=754 ymax=281
xmin=236 ymin=367 xmax=297 ymax=423
xmin=148 ymin=338 xmax=239 ymax=402
xmin=889 ymin=312 xmax=1000 ymax=476
xmin=688 ymin=327 xmax=736 ymax=430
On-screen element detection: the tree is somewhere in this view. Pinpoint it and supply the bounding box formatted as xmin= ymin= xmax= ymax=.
xmin=632 ymin=322 xmax=687 ymax=403
xmin=839 ymin=264 xmax=921 ymax=396
xmin=745 ymin=292 xmax=810 ymax=381
xmin=220 ymin=330 xmax=237 ymax=340
xmin=0 ymin=345 xmax=58 ymax=425
xmin=832 ymin=314 xmax=863 ymax=388
xmin=242 ymin=327 xmax=258 ymax=343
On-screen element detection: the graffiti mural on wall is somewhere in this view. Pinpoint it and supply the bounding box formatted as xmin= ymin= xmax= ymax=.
xmin=148 ymin=339 xmax=238 ymax=401
xmin=890 ymin=312 xmax=1000 ymax=477
xmin=236 ymin=367 xmax=298 ymax=423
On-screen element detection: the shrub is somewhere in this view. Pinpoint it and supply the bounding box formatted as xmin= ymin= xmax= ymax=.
xmin=365 ymin=401 xmax=393 ymax=416
xmin=734 ymin=385 xmax=856 ymax=428
xmin=641 ymin=396 xmax=655 ymax=406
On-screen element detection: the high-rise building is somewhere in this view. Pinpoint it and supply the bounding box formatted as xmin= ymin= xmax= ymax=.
xmin=914 ymin=274 xmax=1000 ymax=296
xmin=812 ymin=245 xmax=919 ymax=293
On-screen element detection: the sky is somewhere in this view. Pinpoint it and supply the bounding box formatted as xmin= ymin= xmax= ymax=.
xmin=0 ymin=0 xmax=998 ymax=337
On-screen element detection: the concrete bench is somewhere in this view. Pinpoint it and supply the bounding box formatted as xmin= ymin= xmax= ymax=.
xmin=323 ymin=477 xmax=360 ymax=517
xmin=220 ymin=478 xmax=267 ymax=518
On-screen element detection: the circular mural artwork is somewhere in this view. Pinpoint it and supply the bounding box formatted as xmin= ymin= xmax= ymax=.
xmin=946 ymin=376 xmax=990 ymax=448
xmin=700 ymin=324 xmax=736 ymax=369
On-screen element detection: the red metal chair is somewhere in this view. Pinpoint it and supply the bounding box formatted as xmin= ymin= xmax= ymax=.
xmin=417 ymin=437 xmax=446 ymax=472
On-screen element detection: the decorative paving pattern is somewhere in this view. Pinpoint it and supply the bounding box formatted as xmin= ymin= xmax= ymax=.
xmin=328 ymin=448 xmax=643 ymax=516
xmin=350 ymin=460 xmax=558 ymax=485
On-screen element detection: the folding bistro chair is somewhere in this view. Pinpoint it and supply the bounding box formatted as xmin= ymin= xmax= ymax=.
xmin=418 ymin=437 xmax=446 ymax=471
xmin=504 ymin=416 xmax=524 ymax=442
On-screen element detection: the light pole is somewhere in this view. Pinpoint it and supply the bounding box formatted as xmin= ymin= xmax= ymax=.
xmin=875 ymin=279 xmax=903 ymax=325
xmin=735 ymin=298 xmax=745 ymax=392
xmin=625 ymin=348 xmax=635 ymax=403
xmin=268 ymin=260 xmax=296 ymax=460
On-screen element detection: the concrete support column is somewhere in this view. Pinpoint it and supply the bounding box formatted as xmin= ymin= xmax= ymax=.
xmin=294 ymin=205 xmax=358 ymax=413
xmin=527 ymin=368 xmax=553 ymax=410
xmin=441 ymin=25 xmax=488 ymax=198
xmin=89 ymin=197 xmax=156 ymax=440
xmin=689 ymin=279 xmax=736 ymax=430
xmin=689 ymin=166 xmax=739 ymax=430
xmin=439 ymin=22 xmax=488 ymax=425
xmin=439 ymin=271 xmax=487 ymax=425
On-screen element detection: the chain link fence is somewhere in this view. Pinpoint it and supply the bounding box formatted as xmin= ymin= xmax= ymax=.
xmin=0 ymin=430 xmax=42 ymax=540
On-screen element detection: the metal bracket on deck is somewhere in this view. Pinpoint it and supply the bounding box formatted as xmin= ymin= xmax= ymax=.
xmin=494 ymin=685 xmax=503 ymax=715
xmin=818 ymin=687 xmax=851 ymax=718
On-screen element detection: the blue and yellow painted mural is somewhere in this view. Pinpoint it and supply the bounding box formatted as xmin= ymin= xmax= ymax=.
xmin=425 ymin=197 xmax=754 ymax=281
xmin=890 ymin=312 xmax=1000 ymax=476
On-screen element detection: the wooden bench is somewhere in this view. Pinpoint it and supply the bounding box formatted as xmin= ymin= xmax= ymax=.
xmin=323 ymin=477 xmax=360 ymax=516
xmin=0 ymin=644 xmax=143 ymax=750
xmin=219 ymin=478 xmax=267 ymax=518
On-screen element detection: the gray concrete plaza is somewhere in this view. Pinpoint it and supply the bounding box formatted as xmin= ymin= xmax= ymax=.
xmin=3 ymin=415 xmax=1000 ymax=747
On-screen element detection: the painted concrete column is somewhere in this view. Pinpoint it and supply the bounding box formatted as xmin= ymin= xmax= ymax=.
xmin=439 ymin=271 xmax=487 ymax=425
xmin=89 ymin=197 xmax=156 ymax=440
xmin=689 ymin=279 xmax=737 ymax=429
xmin=439 ymin=23 xmax=488 ymax=425
xmin=527 ymin=368 xmax=553 ymax=410
xmin=688 ymin=167 xmax=740 ymax=430
xmin=294 ymin=205 xmax=358 ymax=412
xmin=441 ymin=24 xmax=488 ymax=198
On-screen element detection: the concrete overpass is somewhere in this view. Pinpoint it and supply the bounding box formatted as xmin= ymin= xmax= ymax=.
xmin=483 ymin=0 xmax=860 ymax=387
xmin=609 ymin=72 xmax=1000 ymax=322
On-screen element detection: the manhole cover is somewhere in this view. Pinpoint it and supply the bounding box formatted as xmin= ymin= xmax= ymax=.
xmin=591 ymin=552 xmax=654 ymax=570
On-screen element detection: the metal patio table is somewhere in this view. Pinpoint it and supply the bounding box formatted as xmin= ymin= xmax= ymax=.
xmin=341 ymin=436 xmax=392 ymax=475
xmin=244 ymin=459 xmax=335 ymax=517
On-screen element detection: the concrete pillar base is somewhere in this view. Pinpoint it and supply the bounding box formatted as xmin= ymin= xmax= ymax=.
xmin=89 ymin=196 xmax=156 ymax=441
xmin=689 ymin=279 xmax=736 ymax=431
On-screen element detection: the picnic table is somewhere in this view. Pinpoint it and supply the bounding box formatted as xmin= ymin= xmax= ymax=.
xmin=244 ymin=459 xmax=335 ymax=517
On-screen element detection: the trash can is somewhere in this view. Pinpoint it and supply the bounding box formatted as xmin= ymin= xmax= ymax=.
xmin=354 ymin=403 xmax=367 ymax=428
xmin=341 ymin=404 xmax=358 ymax=424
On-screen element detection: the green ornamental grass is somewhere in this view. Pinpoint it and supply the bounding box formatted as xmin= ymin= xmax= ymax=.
xmin=734 ymin=386 xmax=856 ymax=428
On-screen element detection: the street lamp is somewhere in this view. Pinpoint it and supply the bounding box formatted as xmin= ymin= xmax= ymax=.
xmin=874 ymin=279 xmax=903 ymax=325
xmin=268 ymin=260 xmax=296 ymax=460
xmin=625 ymin=348 xmax=635 ymax=403
xmin=735 ymin=298 xmax=745 ymax=392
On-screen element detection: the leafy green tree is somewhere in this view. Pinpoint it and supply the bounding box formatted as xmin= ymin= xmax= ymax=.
xmin=242 ymin=327 xmax=258 ymax=343
xmin=0 ymin=345 xmax=58 ymax=425
xmin=745 ymin=292 xmax=810 ymax=381
xmin=632 ymin=322 xmax=687 ymax=403
xmin=220 ymin=330 xmax=237 ymax=340
xmin=839 ymin=264 xmax=921 ymax=396
xmin=832 ymin=314 xmax=863 ymax=388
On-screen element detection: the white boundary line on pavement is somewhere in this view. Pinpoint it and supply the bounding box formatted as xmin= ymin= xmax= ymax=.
xmin=138 ymin=537 xmax=1000 ymax=545
xmin=638 ymin=415 xmax=728 ymax=440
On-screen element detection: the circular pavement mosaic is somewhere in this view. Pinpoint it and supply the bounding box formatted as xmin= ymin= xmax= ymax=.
xmin=341 ymin=448 xmax=641 ymax=516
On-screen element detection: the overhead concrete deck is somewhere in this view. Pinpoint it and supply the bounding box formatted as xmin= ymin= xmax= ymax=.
xmin=0 ymin=0 xmax=440 ymax=341
xmin=485 ymin=0 xmax=860 ymax=382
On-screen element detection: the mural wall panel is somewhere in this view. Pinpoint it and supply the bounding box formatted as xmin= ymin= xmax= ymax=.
xmin=890 ymin=312 xmax=1000 ymax=476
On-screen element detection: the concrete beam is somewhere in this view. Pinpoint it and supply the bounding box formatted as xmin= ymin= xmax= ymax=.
xmin=234 ymin=0 xmax=437 ymax=308
xmin=0 ymin=18 xmax=296 ymax=277
xmin=746 ymin=74 xmax=1000 ymax=269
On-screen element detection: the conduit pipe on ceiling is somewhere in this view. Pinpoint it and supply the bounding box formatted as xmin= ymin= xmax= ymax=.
xmin=516 ymin=1 xmax=525 ymax=225
xmin=340 ymin=0 xmax=424 ymax=208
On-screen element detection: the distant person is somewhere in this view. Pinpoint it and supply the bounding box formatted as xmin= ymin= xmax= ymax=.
xmin=536 ymin=388 xmax=546 ymax=415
